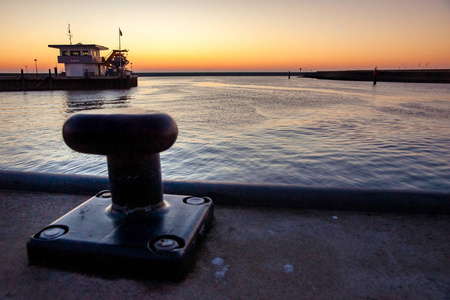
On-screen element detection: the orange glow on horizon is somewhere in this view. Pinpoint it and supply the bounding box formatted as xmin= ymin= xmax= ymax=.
xmin=0 ymin=0 xmax=449 ymax=73
xmin=2 ymin=42 xmax=450 ymax=73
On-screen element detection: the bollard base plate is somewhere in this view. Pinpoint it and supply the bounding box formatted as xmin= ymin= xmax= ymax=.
xmin=27 ymin=192 xmax=213 ymax=280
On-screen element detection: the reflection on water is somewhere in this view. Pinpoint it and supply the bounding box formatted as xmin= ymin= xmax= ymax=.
xmin=194 ymin=81 xmax=371 ymax=98
xmin=64 ymin=90 xmax=132 ymax=113
xmin=0 ymin=77 xmax=449 ymax=192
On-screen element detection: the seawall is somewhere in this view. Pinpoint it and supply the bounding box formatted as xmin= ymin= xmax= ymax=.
xmin=302 ymin=69 xmax=450 ymax=83
xmin=0 ymin=75 xmax=138 ymax=92
xmin=135 ymin=72 xmax=295 ymax=77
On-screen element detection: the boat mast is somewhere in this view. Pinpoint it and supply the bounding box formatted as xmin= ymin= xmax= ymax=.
xmin=67 ymin=24 xmax=73 ymax=45
xmin=119 ymin=27 xmax=122 ymax=74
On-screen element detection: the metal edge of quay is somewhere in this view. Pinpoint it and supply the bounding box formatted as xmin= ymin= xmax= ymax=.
xmin=0 ymin=169 xmax=449 ymax=214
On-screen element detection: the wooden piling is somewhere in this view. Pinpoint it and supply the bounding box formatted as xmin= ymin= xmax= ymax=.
xmin=21 ymin=69 xmax=25 ymax=90
xmin=49 ymin=69 xmax=53 ymax=89
xmin=373 ymin=67 xmax=378 ymax=85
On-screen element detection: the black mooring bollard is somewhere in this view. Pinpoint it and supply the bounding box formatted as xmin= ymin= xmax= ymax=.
xmin=27 ymin=107 xmax=214 ymax=279
xmin=62 ymin=108 xmax=178 ymax=210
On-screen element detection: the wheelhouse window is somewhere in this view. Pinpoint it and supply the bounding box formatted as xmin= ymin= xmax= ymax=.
xmin=70 ymin=51 xmax=80 ymax=56
xmin=62 ymin=50 xmax=68 ymax=56
xmin=82 ymin=50 xmax=89 ymax=56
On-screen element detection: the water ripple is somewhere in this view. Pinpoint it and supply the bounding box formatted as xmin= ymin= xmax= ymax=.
xmin=0 ymin=77 xmax=449 ymax=192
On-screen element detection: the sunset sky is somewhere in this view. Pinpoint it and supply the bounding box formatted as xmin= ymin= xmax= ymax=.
xmin=1 ymin=0 xmax=449 ymax=72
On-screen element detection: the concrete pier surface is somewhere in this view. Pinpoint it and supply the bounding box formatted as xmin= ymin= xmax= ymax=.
xmin=1 ymin=189 xmax=449 ymax=299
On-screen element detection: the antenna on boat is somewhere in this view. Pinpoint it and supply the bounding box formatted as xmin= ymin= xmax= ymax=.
xmin=67 ymin=24 xmax=73 ymax=45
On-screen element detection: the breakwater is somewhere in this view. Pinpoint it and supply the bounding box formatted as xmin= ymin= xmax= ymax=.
xmin=302 ymin=69 xmax=450 ymax=83
xmin=135 ymin=72 xmax=295 ymax=77
xmin=0 ymin=74 xmax=138 ymax=91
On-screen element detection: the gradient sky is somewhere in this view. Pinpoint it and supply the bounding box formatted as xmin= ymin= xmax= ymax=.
xmin=1 ymin=0 xmax=449 ymax=72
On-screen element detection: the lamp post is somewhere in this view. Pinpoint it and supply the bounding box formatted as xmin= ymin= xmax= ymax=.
xmin=34 ymin=59 xmax=38 ymax=76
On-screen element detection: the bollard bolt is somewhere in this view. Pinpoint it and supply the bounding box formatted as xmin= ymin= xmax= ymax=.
xmin=185 ymin=197 xmax=207 ymax=205
xmin=38 ymin=226 xmax=67 ymax=240
xmin=152 ymin=238 xmax=180 ymax=253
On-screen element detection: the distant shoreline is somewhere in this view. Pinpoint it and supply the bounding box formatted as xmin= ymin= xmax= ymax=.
xmin=1 ymin=69 xmax=449 ymax=83
xmin=0 ymin=72 xmax=294 ymax=78
xmin=135 ymin=72 xmax=293 ymax=77
xmin=134 ymin=69 xmax=450 ymax=84
xmin=97 ymin=69 xmax=450 ymax=83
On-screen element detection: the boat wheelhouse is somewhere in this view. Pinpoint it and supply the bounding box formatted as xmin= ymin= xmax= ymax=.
xmin=48 ymin=43 xmax=130 ymax=77
xmin=48 ymin=43 xmax=109 ymax=77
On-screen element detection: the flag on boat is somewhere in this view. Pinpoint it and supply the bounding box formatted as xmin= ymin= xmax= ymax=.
xmin=119 ymin=28 xmax=123 ymax=36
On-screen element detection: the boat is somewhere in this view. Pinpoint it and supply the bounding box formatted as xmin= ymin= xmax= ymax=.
xmin=48 ymin=43 xmax=132 ymax=78
xmin=0 ymin=28 xmax=138 ymax=92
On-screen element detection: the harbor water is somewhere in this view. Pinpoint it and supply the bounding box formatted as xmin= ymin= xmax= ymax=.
xmin=0 ymin=76 xmax=449 ymax=192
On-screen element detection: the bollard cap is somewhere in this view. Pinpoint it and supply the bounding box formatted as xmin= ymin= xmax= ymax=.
xmin=63 ymin=108 xmax=178 ymax=155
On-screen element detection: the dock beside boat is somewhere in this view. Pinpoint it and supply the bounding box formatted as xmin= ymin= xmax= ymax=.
xmin=0 ymin=74 xmax=138 ymax=92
